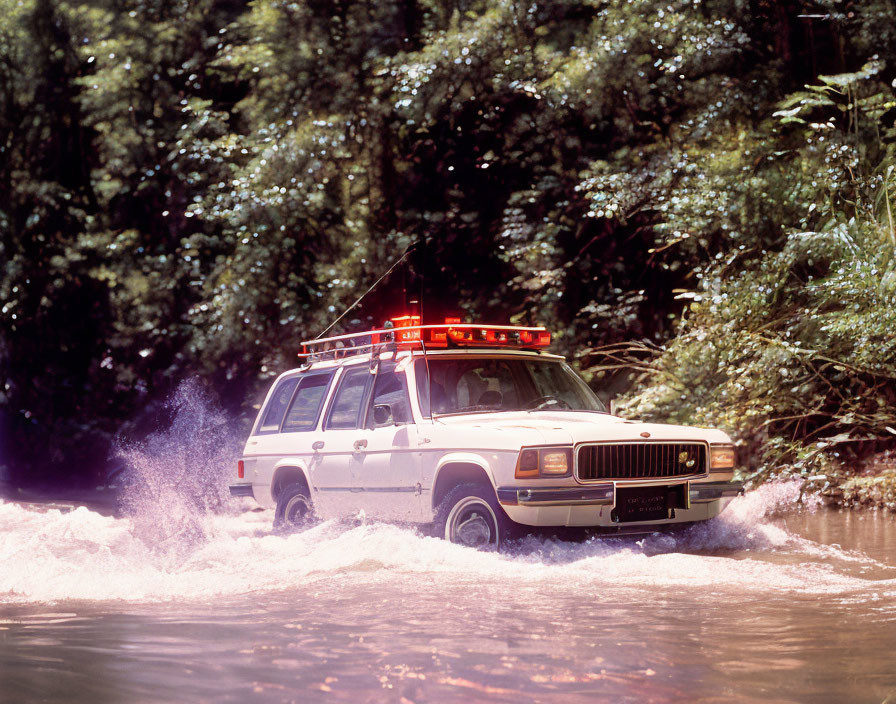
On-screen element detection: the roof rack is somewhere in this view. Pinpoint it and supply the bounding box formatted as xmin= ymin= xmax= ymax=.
xmin=299 ymin=316 xmax=551 ymax=358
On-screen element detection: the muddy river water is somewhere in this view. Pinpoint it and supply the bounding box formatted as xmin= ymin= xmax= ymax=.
xmin=2 ymin=483 xmax=896 ymax=703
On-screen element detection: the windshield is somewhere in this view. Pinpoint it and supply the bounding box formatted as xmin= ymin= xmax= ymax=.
xmin=414 ymin=357 xmax=607 ymax=416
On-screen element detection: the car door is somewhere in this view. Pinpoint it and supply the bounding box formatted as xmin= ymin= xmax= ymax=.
xmin=310 ymin=364 xmax=373 ymax=519
xmin=274 ymin=370 xmax=335 ymax=512
xmin=351 ymin=366 xmax=422 ymax=522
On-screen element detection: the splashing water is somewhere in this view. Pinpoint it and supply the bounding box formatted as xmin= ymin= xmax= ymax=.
xmin=1 ymin=479 xmax=894 ymax=605
xmin=5 ymin=416 xmax=896 ymax=704
xmin=3 ymin=375 xmax=891 ymax=604
xmin=116 ymin=378 xmax=242 ymax=557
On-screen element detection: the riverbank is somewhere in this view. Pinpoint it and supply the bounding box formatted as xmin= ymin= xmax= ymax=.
xmin=770 ymin=449 xmax=896 ymax=513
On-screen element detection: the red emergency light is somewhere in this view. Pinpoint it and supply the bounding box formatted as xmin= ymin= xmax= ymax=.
xmin=299 ymin=316 xmax=551 ymax=357
xmin=391 ymin=314 xmax=422 ymax=343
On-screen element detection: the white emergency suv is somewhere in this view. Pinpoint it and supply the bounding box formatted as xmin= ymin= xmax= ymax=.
xmin=229 ymin=317 xmax=742 ymax=547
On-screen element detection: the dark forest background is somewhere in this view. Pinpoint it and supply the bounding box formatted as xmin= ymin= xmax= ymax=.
xmin=2 ymin=0 xmax=895 ymax=504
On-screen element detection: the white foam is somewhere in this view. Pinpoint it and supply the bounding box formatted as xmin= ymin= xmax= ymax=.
xmin=1 ymin=482 xmax=894 ymax=604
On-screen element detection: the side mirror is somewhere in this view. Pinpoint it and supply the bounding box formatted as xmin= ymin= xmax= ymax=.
xmin=373 ymin=404 xmax=393 ymax=426
xmin=609 ymin=399 xmax=617 ymax=416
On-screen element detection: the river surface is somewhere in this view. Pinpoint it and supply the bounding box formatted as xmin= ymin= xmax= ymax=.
xmin=2 ymin=483 xmax=896 ymax=703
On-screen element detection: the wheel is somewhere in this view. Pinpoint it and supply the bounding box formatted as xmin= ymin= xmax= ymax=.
xmin=435 ymin=483 xmax=512 ymax=549
xmin=274 ymin=483 xmax=314 ymax=531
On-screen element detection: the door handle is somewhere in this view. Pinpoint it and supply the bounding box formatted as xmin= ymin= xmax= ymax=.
xmin=312 ymin=441 xmax=324 ymax=451
xmin=353 ymin=439 xmax=368 ymax=451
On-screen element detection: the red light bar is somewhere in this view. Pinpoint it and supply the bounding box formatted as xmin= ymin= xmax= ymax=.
xmin=391 ymin=314 xmax=421 ymax=343
xmin=299 ymin=321 xmax=551 ymax=356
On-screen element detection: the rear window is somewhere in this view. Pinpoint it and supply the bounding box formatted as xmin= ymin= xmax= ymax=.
xmin=256 ymin=377 xmax=300 ymax=433
xmin=282 ymin=373 xmax=334 ymax=432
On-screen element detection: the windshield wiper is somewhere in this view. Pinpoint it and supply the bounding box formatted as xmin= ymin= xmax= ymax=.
xmin=523 ymin=395 xmax=571 ymax=411
xmin=432 ymin=405 xmax=506 ymax=417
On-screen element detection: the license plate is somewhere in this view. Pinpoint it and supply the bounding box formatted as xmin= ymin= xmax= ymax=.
xmin=612 ymin=485 xmax=688 ymax=523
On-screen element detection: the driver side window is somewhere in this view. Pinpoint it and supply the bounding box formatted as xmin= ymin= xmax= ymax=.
xmin=367 ymin=370 xmax=412 ymax=427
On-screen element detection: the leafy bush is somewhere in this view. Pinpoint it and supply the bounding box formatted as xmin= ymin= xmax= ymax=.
xmin=3 ymin=0 xmax=896 ymax=496
xmin=612 ymin=62 xmax=896 ymax=492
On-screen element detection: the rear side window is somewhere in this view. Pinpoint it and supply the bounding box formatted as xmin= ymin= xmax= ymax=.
xmin=282 ymin=373 xmax=334 ymax=432
xmin=326 ymin=367 xmax=371 ymax=429
xmin=256 ymin=377 xmax=300 ymax=434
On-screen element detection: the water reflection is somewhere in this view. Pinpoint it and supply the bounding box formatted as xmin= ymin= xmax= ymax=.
xmin=2 ymin=493 xmax=896 ymax=702
xmin=3 ymin=576 xmax=896 ymax=703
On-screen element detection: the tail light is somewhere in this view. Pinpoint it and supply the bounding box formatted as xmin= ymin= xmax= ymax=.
xmin=238 ymin=460 xmax=245 ymax=479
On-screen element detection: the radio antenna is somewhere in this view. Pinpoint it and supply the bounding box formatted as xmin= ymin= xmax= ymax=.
xmin=312 ymin=242 xmax=416 ymax=340
xmin=414 ymin=236 xmax=434 ymax=422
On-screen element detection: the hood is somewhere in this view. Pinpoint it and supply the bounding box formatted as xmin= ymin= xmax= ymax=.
xmin=431 ymin=411 xmax=731 ymax=446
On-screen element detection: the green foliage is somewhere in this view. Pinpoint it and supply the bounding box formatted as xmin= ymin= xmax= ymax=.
xmin=836 ymin=466 xmax=896 ymax=511
xmin=2 ymin=0 xmax=896 ymax=495
xmin=613 ymin=56 xmax=896 ymax=487
xmin=0 ymin=0 xmax=111 ymax=480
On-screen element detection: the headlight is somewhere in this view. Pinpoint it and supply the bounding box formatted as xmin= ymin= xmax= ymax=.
xmin=710 ymin=445 xmax=736 ymax=470
xmin=515 ymin=447 xmax=572 ymax=478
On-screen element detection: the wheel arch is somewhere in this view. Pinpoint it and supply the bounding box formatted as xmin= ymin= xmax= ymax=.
xmin=270 ymin=463 xmax=311 ymax=503
xmin=431 ymin=457 xmax=496 ymax=510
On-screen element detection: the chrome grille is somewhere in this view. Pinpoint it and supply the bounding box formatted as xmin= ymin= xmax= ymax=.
xmin=576 ymin=443 xmax=707 ymax=481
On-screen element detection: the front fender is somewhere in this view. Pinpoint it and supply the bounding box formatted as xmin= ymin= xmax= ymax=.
xmin=433 ymin=452 xmax=496 ymax=486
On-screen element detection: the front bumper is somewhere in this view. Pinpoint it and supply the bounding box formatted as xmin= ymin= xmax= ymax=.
xmin=689 ymin=480 xmax=744 ymax=502
xmin=497 ymin=485 xmax=614 ymax=506
xmin=496 ymin=480 xmax=744 ymax=527
xmin=497 ymin=480 xmax=743 ymax=507
xmin=229 ymin=483 xmax=255 ymax=498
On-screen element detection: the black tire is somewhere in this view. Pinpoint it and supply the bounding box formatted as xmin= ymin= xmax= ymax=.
xmin=434 ymin=483 xmax=512 ymax=549
xmin=274 ymin=483 xmax=314 ymax=531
